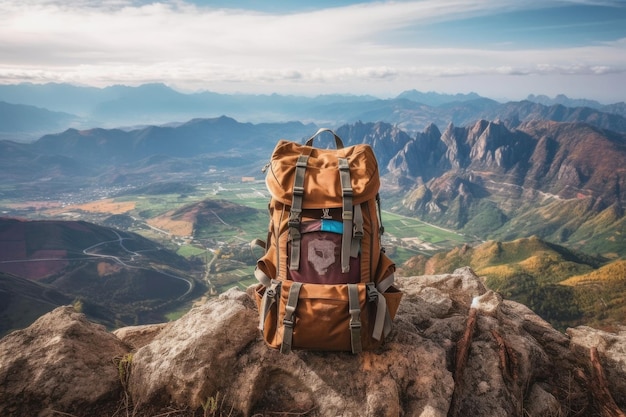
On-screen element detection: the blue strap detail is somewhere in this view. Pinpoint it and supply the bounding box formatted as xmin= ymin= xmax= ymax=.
xmin=320 ymin=219 xmax=343 ymax=234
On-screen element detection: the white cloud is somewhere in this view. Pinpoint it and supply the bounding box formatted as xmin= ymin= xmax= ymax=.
xmin=0 ymin=0 xmax=625 ymax=101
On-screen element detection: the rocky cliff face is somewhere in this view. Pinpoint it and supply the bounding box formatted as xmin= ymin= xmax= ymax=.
xmin=1 ymin=268 xmax=625 ymax=417
xmin=390 ymin=120 xmax=626 ymax=206
xmin=389 ymin=119 xmax=626 ymax=255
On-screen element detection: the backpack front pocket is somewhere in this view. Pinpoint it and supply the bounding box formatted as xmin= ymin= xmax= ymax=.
xmin=287 ymin=219 xmax=360 ymax=284
xmin=254 ymin=280 xmax=399 ymax=354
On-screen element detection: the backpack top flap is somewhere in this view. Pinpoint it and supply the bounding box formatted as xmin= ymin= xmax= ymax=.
xmin=266 ymin=139 xmax=380 ymax=208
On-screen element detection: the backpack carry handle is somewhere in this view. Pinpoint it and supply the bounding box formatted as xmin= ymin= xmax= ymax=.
xmin=305 ymin=128 xmax=344 ymax=149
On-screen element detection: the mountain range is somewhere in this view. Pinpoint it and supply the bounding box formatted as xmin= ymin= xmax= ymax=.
xmin=2 ymin=114 xmax=625 ymax=259
xmin=383 ymin=119 xmax=626 ymax=256
xmin=1 ymin=83 xmax=625 ymax=141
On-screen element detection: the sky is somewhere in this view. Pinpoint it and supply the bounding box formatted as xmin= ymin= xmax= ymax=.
xmin=1 ymin=0 xmax=626 ymax=103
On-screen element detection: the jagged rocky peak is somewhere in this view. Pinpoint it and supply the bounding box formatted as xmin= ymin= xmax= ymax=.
xmin=438 ymin=123 xmax=468 ymax=169
xmin=423 ymin=119 xmax=536 ymax=172
xmin=386 ymin=123 xmax=450 ymax=180
xmin=1 ymin=268 xmax=625 ymax=417
xmin=468 ymin=120 xmax=505 ymax=162
xmin=463 ymin=119 xmax=532 ymax=171
xmin=338 ymin=121 xmax=412 ymax=169
xmin=424 ymin=122 xmax=442 ymax=138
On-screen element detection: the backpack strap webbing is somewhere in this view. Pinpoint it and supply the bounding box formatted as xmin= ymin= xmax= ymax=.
xmin=367 ymin=274 xmax=396 ymax=341
xmin=365 ymin=283 xmax=386 ymax=341
xmin=288 ymin=155 xmax=309 ymax=271
xmin=348 ymin=284 xmax=362 ymax=354
xmin=281 ymin=282 xmax=303 ymax=354
xmin=339 ymin=158 xmax=353 ymax=273
xmin=351 ymin=204 xmax=363 ymax=258
xmin=376 ymin=193 xmax=385 ymax=235
xmin=258 ymin=280 xmax=281 ymax=331
xmin=250 ymin=238 xmax=266 ymax=251
xmin=254 ymin=267 xmax=272 ymax=287
xmin=377 ymin=273 xmax=394 ymax=294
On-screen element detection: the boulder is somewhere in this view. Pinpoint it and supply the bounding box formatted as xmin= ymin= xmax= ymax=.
xmin=0 ymin=306 xmax=130 ymax=417
xmin=113 ymin=322 xmax=168 ymax=350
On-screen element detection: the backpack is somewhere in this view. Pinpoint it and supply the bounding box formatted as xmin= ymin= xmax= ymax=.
xmin=252 ymin=128 xmax=402 ymax=354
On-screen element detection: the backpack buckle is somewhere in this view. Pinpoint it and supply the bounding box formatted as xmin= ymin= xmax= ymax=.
xmin=288 ymin=210 xmax=301 ymax=228
xmin=349 ymin=309 xmax=361 ymax=330
xmin=283 ymin=304 xmax=296 ymax=328
xmin=366 ymin=283 xmax=378 ymax=303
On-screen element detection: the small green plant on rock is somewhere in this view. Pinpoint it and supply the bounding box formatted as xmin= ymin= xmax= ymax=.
xmin=201 ymin=392 xmax=235 ymax=417
xmin=113 ymin=353 xmax=134 ymax=415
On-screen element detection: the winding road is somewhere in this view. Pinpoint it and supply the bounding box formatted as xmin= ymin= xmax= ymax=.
xmin=82 ymin=230 xmax=195 ymax=299
xmin=0 ymin=230 xmax=195 ymax=300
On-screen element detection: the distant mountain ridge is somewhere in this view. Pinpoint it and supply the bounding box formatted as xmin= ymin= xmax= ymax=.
xmin=0 ymin=117 xmax=317 ymax=200
xmin=527 ymin=93 xmax=610 ymax=109
xmin=397 ymin=89 xmax=483 ymax=105
xmin=1 ymin=83 xmax=625 ymax=141
xmin=0 ymin=101 xmax=81 ymax=141
xmin=31 ymin=116 xmax=316 ymax=163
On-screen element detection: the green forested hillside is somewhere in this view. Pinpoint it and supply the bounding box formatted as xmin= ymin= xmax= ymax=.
xmin=561 ymin=260 xmax=626 ymax=330
xmin=400 ymin=236 xmax=622 ymax=330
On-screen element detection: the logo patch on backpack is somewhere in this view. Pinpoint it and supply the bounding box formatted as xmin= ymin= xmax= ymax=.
xmin=308 ymin=239 xmax=335 ymax=275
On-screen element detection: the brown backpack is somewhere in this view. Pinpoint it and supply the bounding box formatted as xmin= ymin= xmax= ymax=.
xmin=252 ymin=128 xmax=402 ymax=354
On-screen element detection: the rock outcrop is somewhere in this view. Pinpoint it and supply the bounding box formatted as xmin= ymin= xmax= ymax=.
xmin=1 ymin=267 xmax=625 ymax=417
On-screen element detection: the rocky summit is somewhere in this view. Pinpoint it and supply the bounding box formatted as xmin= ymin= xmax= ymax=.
xmin=1 ymin=267 xmax=625 ymax=417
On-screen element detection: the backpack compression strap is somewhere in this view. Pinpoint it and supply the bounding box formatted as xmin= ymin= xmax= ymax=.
xmin=367 ymin=274 xmax=395 ymax=341
xmin=348 ymin=284 xmax=362 ymax=354
xmin=351 ymin=204 xmax=363 ymax=258
xmin=258 ymin=280 xmax=281 ymax=331
xmin=288 ymin=155 xmax=308 ymax=271
xmin=280 ymin=281 xmax=303 ymax=354
xmin=339 ymin=158 xmax=353 ymax=273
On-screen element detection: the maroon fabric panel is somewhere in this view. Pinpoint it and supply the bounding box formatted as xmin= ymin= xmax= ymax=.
xmin=288 ymin=222 xmax=360 ymax=284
